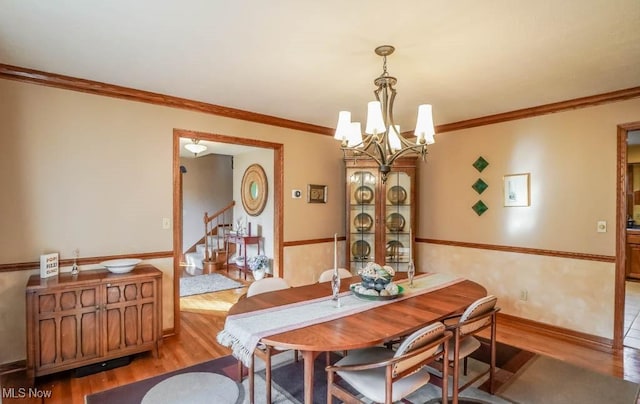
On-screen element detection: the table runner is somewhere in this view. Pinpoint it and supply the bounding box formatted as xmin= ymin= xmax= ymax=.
xmin=217 ymin=272 xmax=463 ymax=366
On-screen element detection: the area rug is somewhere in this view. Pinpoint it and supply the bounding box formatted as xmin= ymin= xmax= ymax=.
xmin=179 ymin=273 xmax=243 ymax=297
xmin=499 ymin=355 xmax=640 ymax=404
xmin=85 ymin=355 xmax=242 ymax=404
xmin=86 ymin=345 xmax=640 ymax=404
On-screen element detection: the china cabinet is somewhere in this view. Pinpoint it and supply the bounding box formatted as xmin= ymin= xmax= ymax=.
xmin=345 ymin=157 xmax=416 ymax=273
xmin=25 ymin=265 xmax=162 ymax=380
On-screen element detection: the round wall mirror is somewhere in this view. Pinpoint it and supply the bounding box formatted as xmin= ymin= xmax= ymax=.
xmin=241 ymin=164 xmax=268 ymax=216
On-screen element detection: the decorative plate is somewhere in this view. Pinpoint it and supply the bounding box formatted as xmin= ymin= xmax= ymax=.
xmin=385 ymin=213 xmax=405 ymax=232
xmin=350 ymin=283 xmax=404 ymax=301
xmin=351 ymin=240 xmax=371 ymax=259
xmin=354 ymin=186 xmax=374 ymax=204
xmin=354 ymin=213 xmax=373 ymax=232
xmin=386 ymin=240 xmax=404 ymax=259
xmin=387 ymin=186 xmax=407 ymax=204
xmin=351 ymin=171 xmax=376 ymax=185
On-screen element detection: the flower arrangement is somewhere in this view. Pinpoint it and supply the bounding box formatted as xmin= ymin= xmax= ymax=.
xmin=248 ymin=254 xmax=269 ymax=271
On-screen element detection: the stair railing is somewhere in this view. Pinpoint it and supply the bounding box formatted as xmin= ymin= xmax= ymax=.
xmin=203 ymin=201 xmax=235 ymax=264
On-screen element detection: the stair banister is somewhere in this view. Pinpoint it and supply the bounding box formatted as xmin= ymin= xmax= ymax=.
xmin=203 ymin=201 xmax=235 ymax=267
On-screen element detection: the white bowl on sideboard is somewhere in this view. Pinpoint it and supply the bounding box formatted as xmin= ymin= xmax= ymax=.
xmin=100 ymin=258 xmax=142 ymax=274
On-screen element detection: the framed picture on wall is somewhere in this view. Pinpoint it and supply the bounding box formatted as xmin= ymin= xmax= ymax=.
xmin=307 ymin=184 xmax=327 ymax=203
xmin=503 ymin=173 xmax=530 ymax=207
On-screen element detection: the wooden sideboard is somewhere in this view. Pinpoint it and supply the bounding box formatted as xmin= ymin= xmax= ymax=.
xmin=25 ymin=265 xmax=162 ymax=380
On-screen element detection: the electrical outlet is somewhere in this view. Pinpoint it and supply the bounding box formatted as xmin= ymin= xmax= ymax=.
xmin=519 ymin=289 xmax=528 ymax=301
xmin=162 ymin=217 xmax=171 ymax=229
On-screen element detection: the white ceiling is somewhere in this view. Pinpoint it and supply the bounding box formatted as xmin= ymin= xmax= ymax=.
xmin=1 ymin=1 xmax=639 ymax=133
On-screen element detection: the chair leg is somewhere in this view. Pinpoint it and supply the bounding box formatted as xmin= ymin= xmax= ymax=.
xmin=327 ymin=368 xmax=334 ymax=404
xmin=249 ymin=355 xmax=255 ymax=404
xmin=265 ymin=351 xmax=272 ymax=404
xmin=442 ymin=344 xmax=449 ymax=404
xmin=452 ymin=333 xmax=461 ymax=404
xmin=463 ymin=356 xmax=468 ymax=376
xmin=489 ymin=315 xmax=497 ymax=394
xmin=237 ymin=360 xmax=243 ymax=382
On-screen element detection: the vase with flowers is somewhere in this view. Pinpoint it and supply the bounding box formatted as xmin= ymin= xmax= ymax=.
xmin=248 ymin=254 xmax=269 ymax=280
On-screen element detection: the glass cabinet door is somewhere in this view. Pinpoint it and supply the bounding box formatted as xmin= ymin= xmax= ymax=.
xmin=384 ymin=171 xmax=412 ymax=272
xmin=348 ymin=169 xmax=377 ymax=272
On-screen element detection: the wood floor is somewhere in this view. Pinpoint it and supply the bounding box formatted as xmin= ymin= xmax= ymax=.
xmin=4 ymin=269 xmax=640 ymax=403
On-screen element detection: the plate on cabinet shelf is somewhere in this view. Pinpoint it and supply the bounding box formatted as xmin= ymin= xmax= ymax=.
xmin=386 ymin=240 xmax=404 ymax=259
xmin=387 ymin=186 xmax=407 ymax=204
xmin=354 ymin=186 xmax=374 ymax=204
xmin=354 ymin=213 xmax=373 ymax=232
xmin=351 ymin=240 xmax=371 ymax=260
xmin=385 ymin=213 xmax=405 ymax=232
xmin=351 ymin=171 xmax=376 ymax=185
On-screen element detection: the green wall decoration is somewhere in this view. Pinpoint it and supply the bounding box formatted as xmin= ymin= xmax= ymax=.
xmin=472 ymin=156 xmax=489 ymax=172
xmin=472 ymin=178 xmax=488 ymax=194
xmin=472 ymin=200 xmax=488 ymax=216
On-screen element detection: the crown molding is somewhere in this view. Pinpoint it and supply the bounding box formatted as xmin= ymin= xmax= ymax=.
xmin=1 ymin=63 xmax=638 ymax=136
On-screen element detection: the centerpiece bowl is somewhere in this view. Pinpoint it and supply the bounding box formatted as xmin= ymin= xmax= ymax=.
xmin=100 ymin=258 xmax=141 ymax=274
xmin=351 ymin=262 xmax=401 ymax=299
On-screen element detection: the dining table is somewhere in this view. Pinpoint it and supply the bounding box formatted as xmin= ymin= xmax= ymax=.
xmin=221 ymin=272 xmax=488 ymax=404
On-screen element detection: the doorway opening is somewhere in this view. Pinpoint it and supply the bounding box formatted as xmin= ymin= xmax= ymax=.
xmin=617 ymin=121 xmax=640 ymax=349
xmin=172 ymin=129 xmax=284 ymax=335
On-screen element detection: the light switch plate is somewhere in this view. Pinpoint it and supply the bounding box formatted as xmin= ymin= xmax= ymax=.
xmin=292 ymin=190 xmax=302 ymax=199
xmin=162 ymin=217 xmax=171 ymax=229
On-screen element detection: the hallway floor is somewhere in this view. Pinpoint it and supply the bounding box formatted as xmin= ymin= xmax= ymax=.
xmin=625 ymin=280 xmax=640 ymax=349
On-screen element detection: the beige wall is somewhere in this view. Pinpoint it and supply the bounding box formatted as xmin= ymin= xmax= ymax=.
xmin=1 ymin=76 xmax=638 ymax=364
xmin=416 ymin=97 xmax=640 ymax=339
xmin=0 ymin=79 xmax=344 ymax=364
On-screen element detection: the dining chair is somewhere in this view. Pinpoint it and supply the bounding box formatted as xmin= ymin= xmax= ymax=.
xmin=241 ymin=277 xmax=295 ymax=404
xmin=326 ymin=322 xmax=452 ymax=404
xmin=317 ymin=267 xmax=352 ymax=283
xmin=444 ymin=294 xmax=499 ymax=403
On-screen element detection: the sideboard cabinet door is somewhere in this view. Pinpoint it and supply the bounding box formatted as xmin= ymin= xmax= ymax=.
xmin=27 ymin=285 xmax=101 ymax=375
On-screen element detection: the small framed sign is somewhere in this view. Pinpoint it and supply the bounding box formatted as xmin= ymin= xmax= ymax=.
xmin=40 ymin=252 xmax=59 ymax=278
xmin=307 ymin=184 xmax=327 ymax=203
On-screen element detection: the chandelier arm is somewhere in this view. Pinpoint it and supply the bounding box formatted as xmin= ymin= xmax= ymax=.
xmin=387 ymin=145 xmax=428 ymax=167
xmin=341 ymin=145 xmax=385 ymax=168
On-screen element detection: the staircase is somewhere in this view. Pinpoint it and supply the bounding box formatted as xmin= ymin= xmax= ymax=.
xmin=184 ymin=201 xmax=235 ymax=274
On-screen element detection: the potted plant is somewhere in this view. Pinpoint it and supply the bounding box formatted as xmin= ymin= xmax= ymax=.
xmin=247 ymin=255 xmax=269 ymax=280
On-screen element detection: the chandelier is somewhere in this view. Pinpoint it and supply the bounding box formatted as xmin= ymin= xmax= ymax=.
xmin=334 ymin=45 xmax=435 ymax=182
xmin=184 ymin=138 xmax=207 ymax=156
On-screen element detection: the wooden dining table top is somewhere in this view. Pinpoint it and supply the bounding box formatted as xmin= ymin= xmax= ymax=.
xmin=228 ymin=273 xmax=487 ymax=352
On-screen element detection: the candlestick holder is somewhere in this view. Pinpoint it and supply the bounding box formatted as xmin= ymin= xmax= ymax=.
xmin=71 ymin=249 xmax=80 ymax=276
xmin=331 ymin=267 xmax=341 ymax=308
xmin=407 ymin=259 xmax=415 ymax=288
